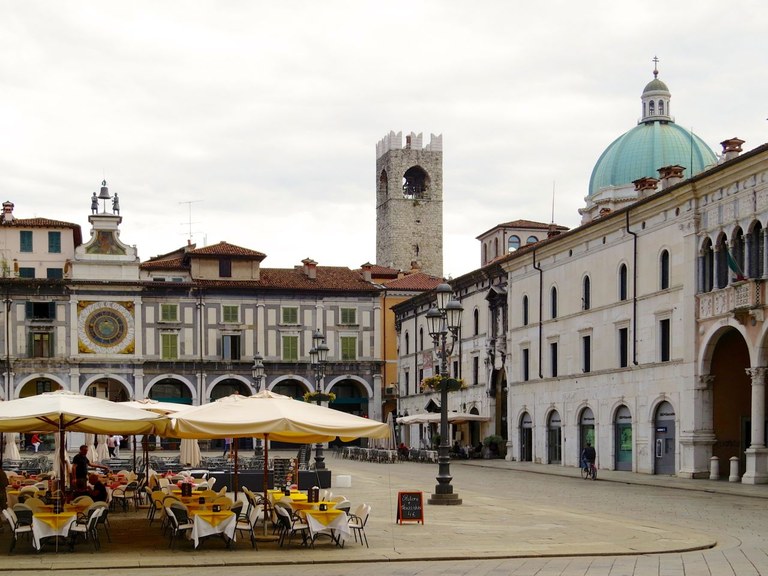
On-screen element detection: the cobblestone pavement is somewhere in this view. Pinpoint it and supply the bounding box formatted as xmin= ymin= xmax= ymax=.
xmin=4 ymin=453 xmax=768 ymax=575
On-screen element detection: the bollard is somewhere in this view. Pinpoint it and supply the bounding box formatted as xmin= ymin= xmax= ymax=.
xmin=709 ymin=456 xmax=720 ymax=480
xmin=729 ymin=456 xmax=740 ymax=482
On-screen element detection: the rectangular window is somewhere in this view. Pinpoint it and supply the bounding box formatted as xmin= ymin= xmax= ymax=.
xmin=660 ymin=318 xmax=671 ymax=362
xmin=48 ymin=231 xmax=61 ymax=253
xmin=219 ymin=258 xmax=232 ymax=278
xmin=452 ymin=360 xmax=459 ymax=378
xmin=550 ymin=342 xmax=558 ymax=377
xmin=29 ymin=332 xmax=53 ymax=358
xmin=222 ymin=334 xmax=241 ymax=361
xmin=36 ymin=380 xmax=53 ymax=394
xmin=339 ymin=307 xmax=357 ymax=325
xmin=160 ymin=304 xmax=178 ymax=322
xmin=619 ymin=327 xmax=629 ymax=368
xmin=522 ymin=348 xmax=530 ymax=381
xmin=582 ymin=335 xmax=591 ymax=373
xmin=472 ymin=356 xmax=479 ymax=386
xmin=282 ymin=335 xmax=298 ymax=361
xmin=18 ymin=267 xmax=35 ymax=279
xmin=281 ymin=307 xmax=299 ymax=325
xmin=222 ymin=305 xmax=239 ymax=323
xmin=418 ymin=368 xmax=423 ymax=384
xmin=160 ymin=333 xmax=179 ymax=360
xmin=340 ymin=336 xmax=357 ymax=361
xmin=26 ymin=302 xmax=55 ymax=320
xmin=404 ymin=372 xmax=410 ymax=396
xmin=20 ymin=230 xmax=32 ymax=252
xmin=46 ymin=268 xmax=63 ymax=279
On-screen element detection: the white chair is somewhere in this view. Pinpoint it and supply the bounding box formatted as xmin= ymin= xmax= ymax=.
xmin=68 ymin=507 xmax=103 ymax=551
xmin=112 ymin=481 xmax=139 ymax=511
xmin=347 ymin=503 xmax=370 ymax=547
xmin=2 ymin=508 xmax=32 ymax=553
xmin=207 ymin=477 xmax=216 ymax=490
xmin=274 ymin=505 xmax=310 ymax=548
xmin=166 ymin=503 xmax=193 ymax=549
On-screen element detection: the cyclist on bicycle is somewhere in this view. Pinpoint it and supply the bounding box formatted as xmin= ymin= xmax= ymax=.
xmin=581 ymin=443 xmax=596 ymax=477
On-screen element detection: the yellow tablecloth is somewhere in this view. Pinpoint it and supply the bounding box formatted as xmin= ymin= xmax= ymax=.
xmin=34 ymin=511 xmax=76 ymax=530
xmin=194 ymin=511 xmax=233 ymax=527
xmin=32 ymin=512 xmax=77 ymax=550
xmin=268 ymin=489 xmax=307 ymax=504
xmin=291 ymin=500 xmax=336 ymax=511
xmin=304 ymin=509 xmax=343 ymax=526
xmin=304 ymin=509 xmax=349 ymax=545
xmin=191 ymin=510 xmax=236 ymax=548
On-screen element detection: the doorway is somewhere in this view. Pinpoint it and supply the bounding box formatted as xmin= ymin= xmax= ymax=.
xmin=519 ymin=412 xmax=533 ymax=462
xmin=614 ymin=405 xmax=632 ymax=471
xmin=547 ymin=410 xmax=561 ymax=464
xmin=654 ymin=401 xmax=676 ymax=475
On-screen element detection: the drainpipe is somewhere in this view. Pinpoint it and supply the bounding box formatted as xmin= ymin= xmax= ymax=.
xmin=626 ymin=211 xmax=639 ymax=365
xmin=532 ymin=249 xmax=544 ymax=378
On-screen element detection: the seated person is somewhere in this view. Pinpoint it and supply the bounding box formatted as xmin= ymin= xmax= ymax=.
xmin=397 ymin=442 xmax=409 ymax=460
xmin=88 ymin=473 xmax=108 ymax=502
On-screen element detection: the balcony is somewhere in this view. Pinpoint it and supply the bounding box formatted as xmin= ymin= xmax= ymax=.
xmin=697 ymin=279 xmax=764 ymax=325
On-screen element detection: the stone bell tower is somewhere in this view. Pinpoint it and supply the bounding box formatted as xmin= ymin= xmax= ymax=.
xmin=375 ymin=131 xmax=443 ymax=277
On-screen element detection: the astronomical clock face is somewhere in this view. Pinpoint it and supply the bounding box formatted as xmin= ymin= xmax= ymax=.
xmin=78 ymin=301 xmax=135 ymax=354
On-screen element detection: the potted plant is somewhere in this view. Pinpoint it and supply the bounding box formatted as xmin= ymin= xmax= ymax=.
xmin=420 ymin=375 xmax=466 ymax=393
xmin=483 ymin=435 xmax=504 ymax=458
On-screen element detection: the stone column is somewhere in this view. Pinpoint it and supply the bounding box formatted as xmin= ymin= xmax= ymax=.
xmin=743 ymin=367 xmax=768 ymax=484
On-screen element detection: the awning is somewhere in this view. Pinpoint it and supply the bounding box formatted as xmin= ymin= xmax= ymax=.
xmin=397 ymin=412 xmax=490 ymax=425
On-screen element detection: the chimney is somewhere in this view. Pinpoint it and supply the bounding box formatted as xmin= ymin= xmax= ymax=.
xmin=1 ymin=201 xmax=15 ymax=224
xmin=360 ymin=262 xmax=372 ymax=282
xmin=632 ymin=176 xmax=659 ymax=196
xmin=721 ymin=137 xmax=745 ymax=162
xmin=657 ymin=165 xmax=686 ymax=190
xmin=301 ymin=258 xmax=317 ymax=279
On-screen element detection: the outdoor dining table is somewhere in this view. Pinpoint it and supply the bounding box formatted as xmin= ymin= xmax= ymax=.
xmin=290 ymin=500 xmax=336 ymax=512
xmin=32 ymin=511 xmax=77 ymax=550
xmin=302 ymin=508 xmax=349 ymax=546
xmin=189 ymin=509 xmax=236 ymax=549
xmin=267 ymin=490 xmax=307 ymax=504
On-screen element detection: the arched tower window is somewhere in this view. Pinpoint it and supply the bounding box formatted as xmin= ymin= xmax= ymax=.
xmin=483 ymin=243 xmax=488 ymax=265
xmin=508 ymin=236 xmax=520 ymax=252
xmin=550 ymin=286 xmax=558 ymax=319
xmin=473 ymin=308 xmax=479 ymax=336
xmin=649 ymin=101 xmax=655 ymax=115
xmin=419 ymin=327 xmax=424 ymax=351
xmin=379 ymin=169 xmax=388 ymax=198
xmin=404 ymin=332 xmax=410 ymax=355
xmin=526 ymin=236 xmax=538 ymax=244
xmin=618 ymin=264 xmax=628 ymax=301
xmin=660 ymin=250 xmax=670 ymax=290
xmin=402 ymin=166 xmax=429 ymax=199
xmin=658 ymin=100 xmax=665 ymax=115
xmin=733 ymin=227 xmax=746 ymax=279
xmin=494 ymin=238 xmax=499 ymax=258
xmin=582 ymin=276 xmax=591 ymax=310
xmin=522 ymin=295 xmax=529 ymax=326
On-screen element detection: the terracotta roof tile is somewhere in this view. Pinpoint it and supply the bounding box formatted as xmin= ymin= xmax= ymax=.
xmin=383 ymin=272 xmax=443 ymax=291
xmin=140 ymin=257 xmax=186 ymax=271
xmin=189 ymin=241 xmax=266 ymax=259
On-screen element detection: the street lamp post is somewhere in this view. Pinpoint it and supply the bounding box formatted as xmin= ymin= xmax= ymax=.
xmin=309 ymin=329 xmax=329 ymax=470
xmin=252 ymin=352 xmax=266 ymax=456
xmin=426 ymin=283 xmax=463 ymax=506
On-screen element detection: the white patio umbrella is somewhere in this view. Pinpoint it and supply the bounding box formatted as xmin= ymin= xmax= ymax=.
xmin=0 ymin=390 xmax=170 ymax=487
xmin=179 ymin=438 xmax=202 ymax=467
xmin=171 ymin=390 xmax=390 ymax=533
xmin=85 ymin=433 xmax=98 ymax=461
xmin=95 ymin=435 xmax=110 ymax=463
xmin=120 ymin=399 xmax=190 ymax=472
xmin=3 ymin=432 xmax=20 ymax=460
xmin=397 ymin=412 xmax=490 ymax=424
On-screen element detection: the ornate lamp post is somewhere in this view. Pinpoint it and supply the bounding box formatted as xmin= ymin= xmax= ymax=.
xmin=426 ymin=282 xmax=463 ymax=505
xmin=252 ymin=352 xmax=266 ymax=456
xmin=309 ymin=330 xmax=330 ymax=470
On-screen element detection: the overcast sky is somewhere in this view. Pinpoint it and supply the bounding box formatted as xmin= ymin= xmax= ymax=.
xmin=1 ymin=2 xmax=766 ymax=279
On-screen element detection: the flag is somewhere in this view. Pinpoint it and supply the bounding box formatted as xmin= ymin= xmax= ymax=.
xmin=725 ymin=246 xmax=746 ymax=281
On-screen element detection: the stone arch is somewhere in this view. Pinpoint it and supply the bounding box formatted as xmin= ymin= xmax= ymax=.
xmin=699 ymin=322 xmax=753 ymax=375
xmin=325 ymin=374 xmax=373 ymax=399
xmin=14 ymin=373 xmax=66 ymax=398
xmin=144 ymin=375 xmax=196 ymax=403
xmin=402 ymin=165 xmax=430 ymax=199
xmin=268 ymin=374 xmax=312 ymax=393
xmin=79 ymin=374 xmax=132 ymax=401
xmin=208 ymin=374 xmax=255 ymax=400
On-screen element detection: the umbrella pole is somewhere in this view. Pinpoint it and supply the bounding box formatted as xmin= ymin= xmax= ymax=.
xmin=233 ymin=440 xmax=239 ymax=498
xmin=132 ymin=435 xmax=137 ymax=473
xmin=59 ymin=416 xmax=66 ymax=494
xmin=254 ymin=433 xmax=278 ymax=541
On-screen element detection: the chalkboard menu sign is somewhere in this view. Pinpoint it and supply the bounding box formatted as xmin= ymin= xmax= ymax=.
xmin=396 ymin=491 xmax=424 ymax=524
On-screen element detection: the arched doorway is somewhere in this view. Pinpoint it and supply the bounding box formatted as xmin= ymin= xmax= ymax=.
xmin=210 ymin=379 xmax=251 ymax=400
xmin=579 ymin=407 xmax=595 ymax=457
xmin=84 ymin=378 xmax=129 ymax=402
xmin=710 ymin=328 xmax=752 ymax=475
xmin=547 ymin=410 xmax=561 ymax=464
xmin=519 ymin=412 xmax=533 ymax=462
xmin=18 ymin=378 xmax=62 ymax=398
xmin=654 ymin=401 xmax=676 ymax=475
xmin=148 ymin=378 xmax=192 ymax=404
xmin=614 ymin=405 xmax=632 ymax=471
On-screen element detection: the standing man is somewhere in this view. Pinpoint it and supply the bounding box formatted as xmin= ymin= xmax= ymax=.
xmin=72 ymin=445 xmax=109 ymax=492
xmin=112 ymin=434 xmax=124 ymax=458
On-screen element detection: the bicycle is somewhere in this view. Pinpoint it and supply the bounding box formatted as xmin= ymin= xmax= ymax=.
xmin=580 ymin=460 xmax=597 ymax=480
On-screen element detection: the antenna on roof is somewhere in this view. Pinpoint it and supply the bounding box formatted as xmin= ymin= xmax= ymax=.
xmin=179 ymin=200 xmax=202 ymax=244
xmin=551 ymin=181 xmax=556 ymax=224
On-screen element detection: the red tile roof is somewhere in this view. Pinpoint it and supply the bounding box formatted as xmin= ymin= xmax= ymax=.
xmin=383 ymin=272 xmax=442 ymax=291
xmin=188 ymin=241 xmax=266 ymax=259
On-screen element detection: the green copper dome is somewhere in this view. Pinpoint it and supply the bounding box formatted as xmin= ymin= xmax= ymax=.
xmin=588 ymin=70 xmax=717 ymax=197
